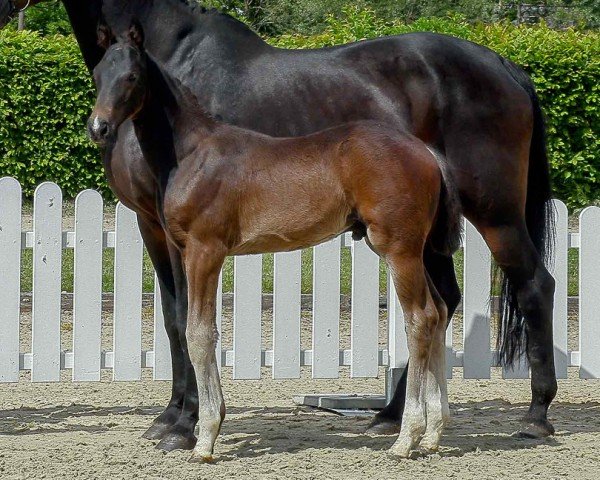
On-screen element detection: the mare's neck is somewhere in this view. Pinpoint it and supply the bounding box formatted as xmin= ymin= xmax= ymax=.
xmin=103 ymin=0 xmax=269 ymax=90
xmin=132 ymin=56 xmax=218 ymax=182
xmin=62 ymin=0 xmax=104 ymax=71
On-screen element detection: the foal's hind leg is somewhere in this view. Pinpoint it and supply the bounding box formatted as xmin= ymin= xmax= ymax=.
xmin=477 ymin=221 xmax=557 ymax=437
xmin=385 ymin=253 xmax=442 ymax=458
xmin=368 ymin=249 xmax=460 ymax=435
xmin=419 ymin=275 xmax=450 ymax=452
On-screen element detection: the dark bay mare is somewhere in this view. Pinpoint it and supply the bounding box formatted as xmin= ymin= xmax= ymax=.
xmin=90 ymin=23 xmax=463 ymax=461
xmin=2 ymin=0 xmax=557 ymax=450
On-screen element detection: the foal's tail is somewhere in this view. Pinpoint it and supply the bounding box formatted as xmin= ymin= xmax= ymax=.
xmin=429 ymin=161 xmax=462 ymax=257
xmin=495 ymin=57 xmax=555 ymax=367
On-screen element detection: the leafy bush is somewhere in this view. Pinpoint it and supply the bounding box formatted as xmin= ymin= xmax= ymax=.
xmin=0 ymin=29 xmax=103 ymax=198
xmin=0 ymin=12 xmax=598 ymax=206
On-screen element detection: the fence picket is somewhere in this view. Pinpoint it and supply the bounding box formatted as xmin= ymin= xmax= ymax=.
xmin=113 ymin=203 xmax=143 ymax=381
xmin=31 ymin=182 xmax=63 ymax=382
xmin=446 ymin=318 xmax=453 ymax=379
xmin=463 ymin=220 xmax=491 ymax=379
xmin=72 ymin=190 xmax=103 ymax=381
xmin=153 ymin=278 xmax=172 ymax=380
xmin=5 ymin=180 xmax=600 ymax=382
xmin=233 ymin=255 xmax=262 ymax=379
xmin=350 ymin=240 xmax=379 ymax=377
xmin=216 ymin=271 xmax=223 ymax=373
xmin=552 ymin=200 xmax=569 ymax=379
xmin=387 ymin=269 xmax=409 ymax=372
xmin=273 ymin=251 xmax=302 ymax=379
xmin=0 ymin=178 xmax=22 ymax=382
xmin=312 ymin=238 xmax=341 ymax=378
xmin=580 ymin=206 xmax=600 ymax=379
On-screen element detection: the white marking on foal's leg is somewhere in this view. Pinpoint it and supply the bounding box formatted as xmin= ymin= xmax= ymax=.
xmin=188 ymin=323 xmax=225 ymax=463
xmin=183 ymin=246 xmax=226 ymax=463
xmin=419 ymin=359 xmax=444 ymax=452
xmin=420 ymin=300 xmax=450 ymax=452
xmin=388 ymin=309 xmax=429 ymax=458
xmin=384 ymin=252 xmax=433 ymax=459
xmin=389 ymin=395 xmax=427 ymax=458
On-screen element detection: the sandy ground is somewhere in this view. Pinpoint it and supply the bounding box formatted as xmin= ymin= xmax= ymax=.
xmin=1 ymin=307 xmax=599 ymax=480
xmin=0 ymin=369 xmax=599 ymax=480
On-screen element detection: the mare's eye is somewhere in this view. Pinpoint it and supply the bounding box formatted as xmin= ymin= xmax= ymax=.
xmin=127 ymin=73 xmax=138 ymax=82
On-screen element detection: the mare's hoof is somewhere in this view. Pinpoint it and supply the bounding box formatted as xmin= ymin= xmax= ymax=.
xmin=515 ymin=418 xmax=555 ymax=439
xmin=156 ymin=431 xmax=197 ymax=452
xmin=142 ymin=422 xmax=172 ymax=441
xmin=365 ymin=417 xmax=401 ymax=435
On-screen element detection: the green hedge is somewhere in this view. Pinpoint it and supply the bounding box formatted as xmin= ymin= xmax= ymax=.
xmin=0 ymin=30 xmax=103 ymax=197
xmin=1 ymin=12 xmax=598 ymax=207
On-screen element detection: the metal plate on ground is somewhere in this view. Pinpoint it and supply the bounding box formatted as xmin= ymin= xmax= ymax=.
xmin=293 ymin=394 xmax=385 ymax=416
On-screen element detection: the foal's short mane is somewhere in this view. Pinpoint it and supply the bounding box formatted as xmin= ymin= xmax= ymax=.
xmin=145 ymin=50 xmax=216 ymax=125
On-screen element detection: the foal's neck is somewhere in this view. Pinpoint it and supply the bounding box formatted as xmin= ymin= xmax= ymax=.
xmin=133 ymin=55 xmax=218 ymax=182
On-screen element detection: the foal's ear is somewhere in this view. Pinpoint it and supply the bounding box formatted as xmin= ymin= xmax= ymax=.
xmin=97 ymin=22 xmax=112 ymax=50
xmin=128 ymin=19 xmax=145 ymax=49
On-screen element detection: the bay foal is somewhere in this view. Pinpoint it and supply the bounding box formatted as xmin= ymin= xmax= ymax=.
xmin=88 ymin=24 xmax=461 ymax=462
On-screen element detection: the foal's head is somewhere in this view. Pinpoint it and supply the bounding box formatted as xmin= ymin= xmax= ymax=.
xmin=88 ymin=22 xmax=148 ymax=146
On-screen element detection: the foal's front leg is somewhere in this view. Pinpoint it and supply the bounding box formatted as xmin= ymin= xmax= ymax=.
xmin=182 ymin=240 xmax=227 ymax=463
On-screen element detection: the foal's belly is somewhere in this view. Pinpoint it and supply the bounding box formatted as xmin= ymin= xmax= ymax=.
xmin=230 ymin=179 xmax=352 ymax=256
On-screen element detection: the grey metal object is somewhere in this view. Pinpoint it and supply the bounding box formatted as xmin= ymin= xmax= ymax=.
xmin=385 ymin=366 xmax=406 ymax=403
xmin=293 ymin=393 xmax=386 ymax=412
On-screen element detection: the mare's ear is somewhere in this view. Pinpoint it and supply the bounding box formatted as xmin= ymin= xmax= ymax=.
xmin=97 ymin=22 xmax=112 ymax=50
xmin=128 ymin=19 xmax=145 ymax=49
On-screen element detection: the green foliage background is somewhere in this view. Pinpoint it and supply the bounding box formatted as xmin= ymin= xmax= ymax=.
xmin=0 ymin=10 xmax=598 ymax=207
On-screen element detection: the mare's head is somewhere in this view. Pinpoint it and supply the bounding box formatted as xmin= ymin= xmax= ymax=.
xmin=87 ymin=20 xmax=148 ymax=146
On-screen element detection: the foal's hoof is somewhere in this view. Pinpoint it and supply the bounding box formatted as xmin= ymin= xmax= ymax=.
xmin=365 ymin=418 xmax=401 ymax=435
xmin=188 ymin=451 xmax=215 ymax=464
xmin=156 ymin=431 xmax=197 ymax=452
xmin=142 ymin=422 xmax=172 ymax=441
xmin=387 ymin=444 xmax=412 ymax=460
xmin=515 ymin=418 xmax=555 ymax=439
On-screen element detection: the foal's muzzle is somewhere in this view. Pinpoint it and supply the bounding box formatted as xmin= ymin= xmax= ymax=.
xmin=87 ymin=116 xmax=114 ymax=146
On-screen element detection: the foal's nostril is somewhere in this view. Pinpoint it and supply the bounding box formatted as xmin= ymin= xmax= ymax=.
xmin=99 ymin=121 xmax=109 ymax=137
xmin=87 ymin=116 xmax=111 ymax=144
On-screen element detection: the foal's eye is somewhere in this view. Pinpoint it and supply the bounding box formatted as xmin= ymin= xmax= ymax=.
xmin=127 ymin=73 xmax=138 ymax=82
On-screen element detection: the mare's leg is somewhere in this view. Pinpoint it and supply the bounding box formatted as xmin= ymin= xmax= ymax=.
xmin=385 ymin=253 xmax=442 ymax=458
xmin=181 ymin=239 xmax=226 ymax=463
xmin=420 ymin=275 xmax=450 ymax=452
xmin=476 ymin=221 xmax=557 ymax=437
xmin=368 ymin=248 xmax=460 ymax=434
xmin=155 ymin=242 xmax=200 ymax=452
xmin=137 ymin=216 xmax=195 ymax=445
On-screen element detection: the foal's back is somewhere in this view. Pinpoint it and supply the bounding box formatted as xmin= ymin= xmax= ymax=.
xmin=165 ymin=120 xmax=441 ymax=256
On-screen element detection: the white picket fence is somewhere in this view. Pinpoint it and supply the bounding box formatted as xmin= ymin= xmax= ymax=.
xmin=1 ymin=177 xmax=599 ymax=383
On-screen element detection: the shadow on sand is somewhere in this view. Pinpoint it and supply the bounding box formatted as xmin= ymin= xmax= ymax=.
xmin=0 ymin=400 xmax=598 ymax=459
